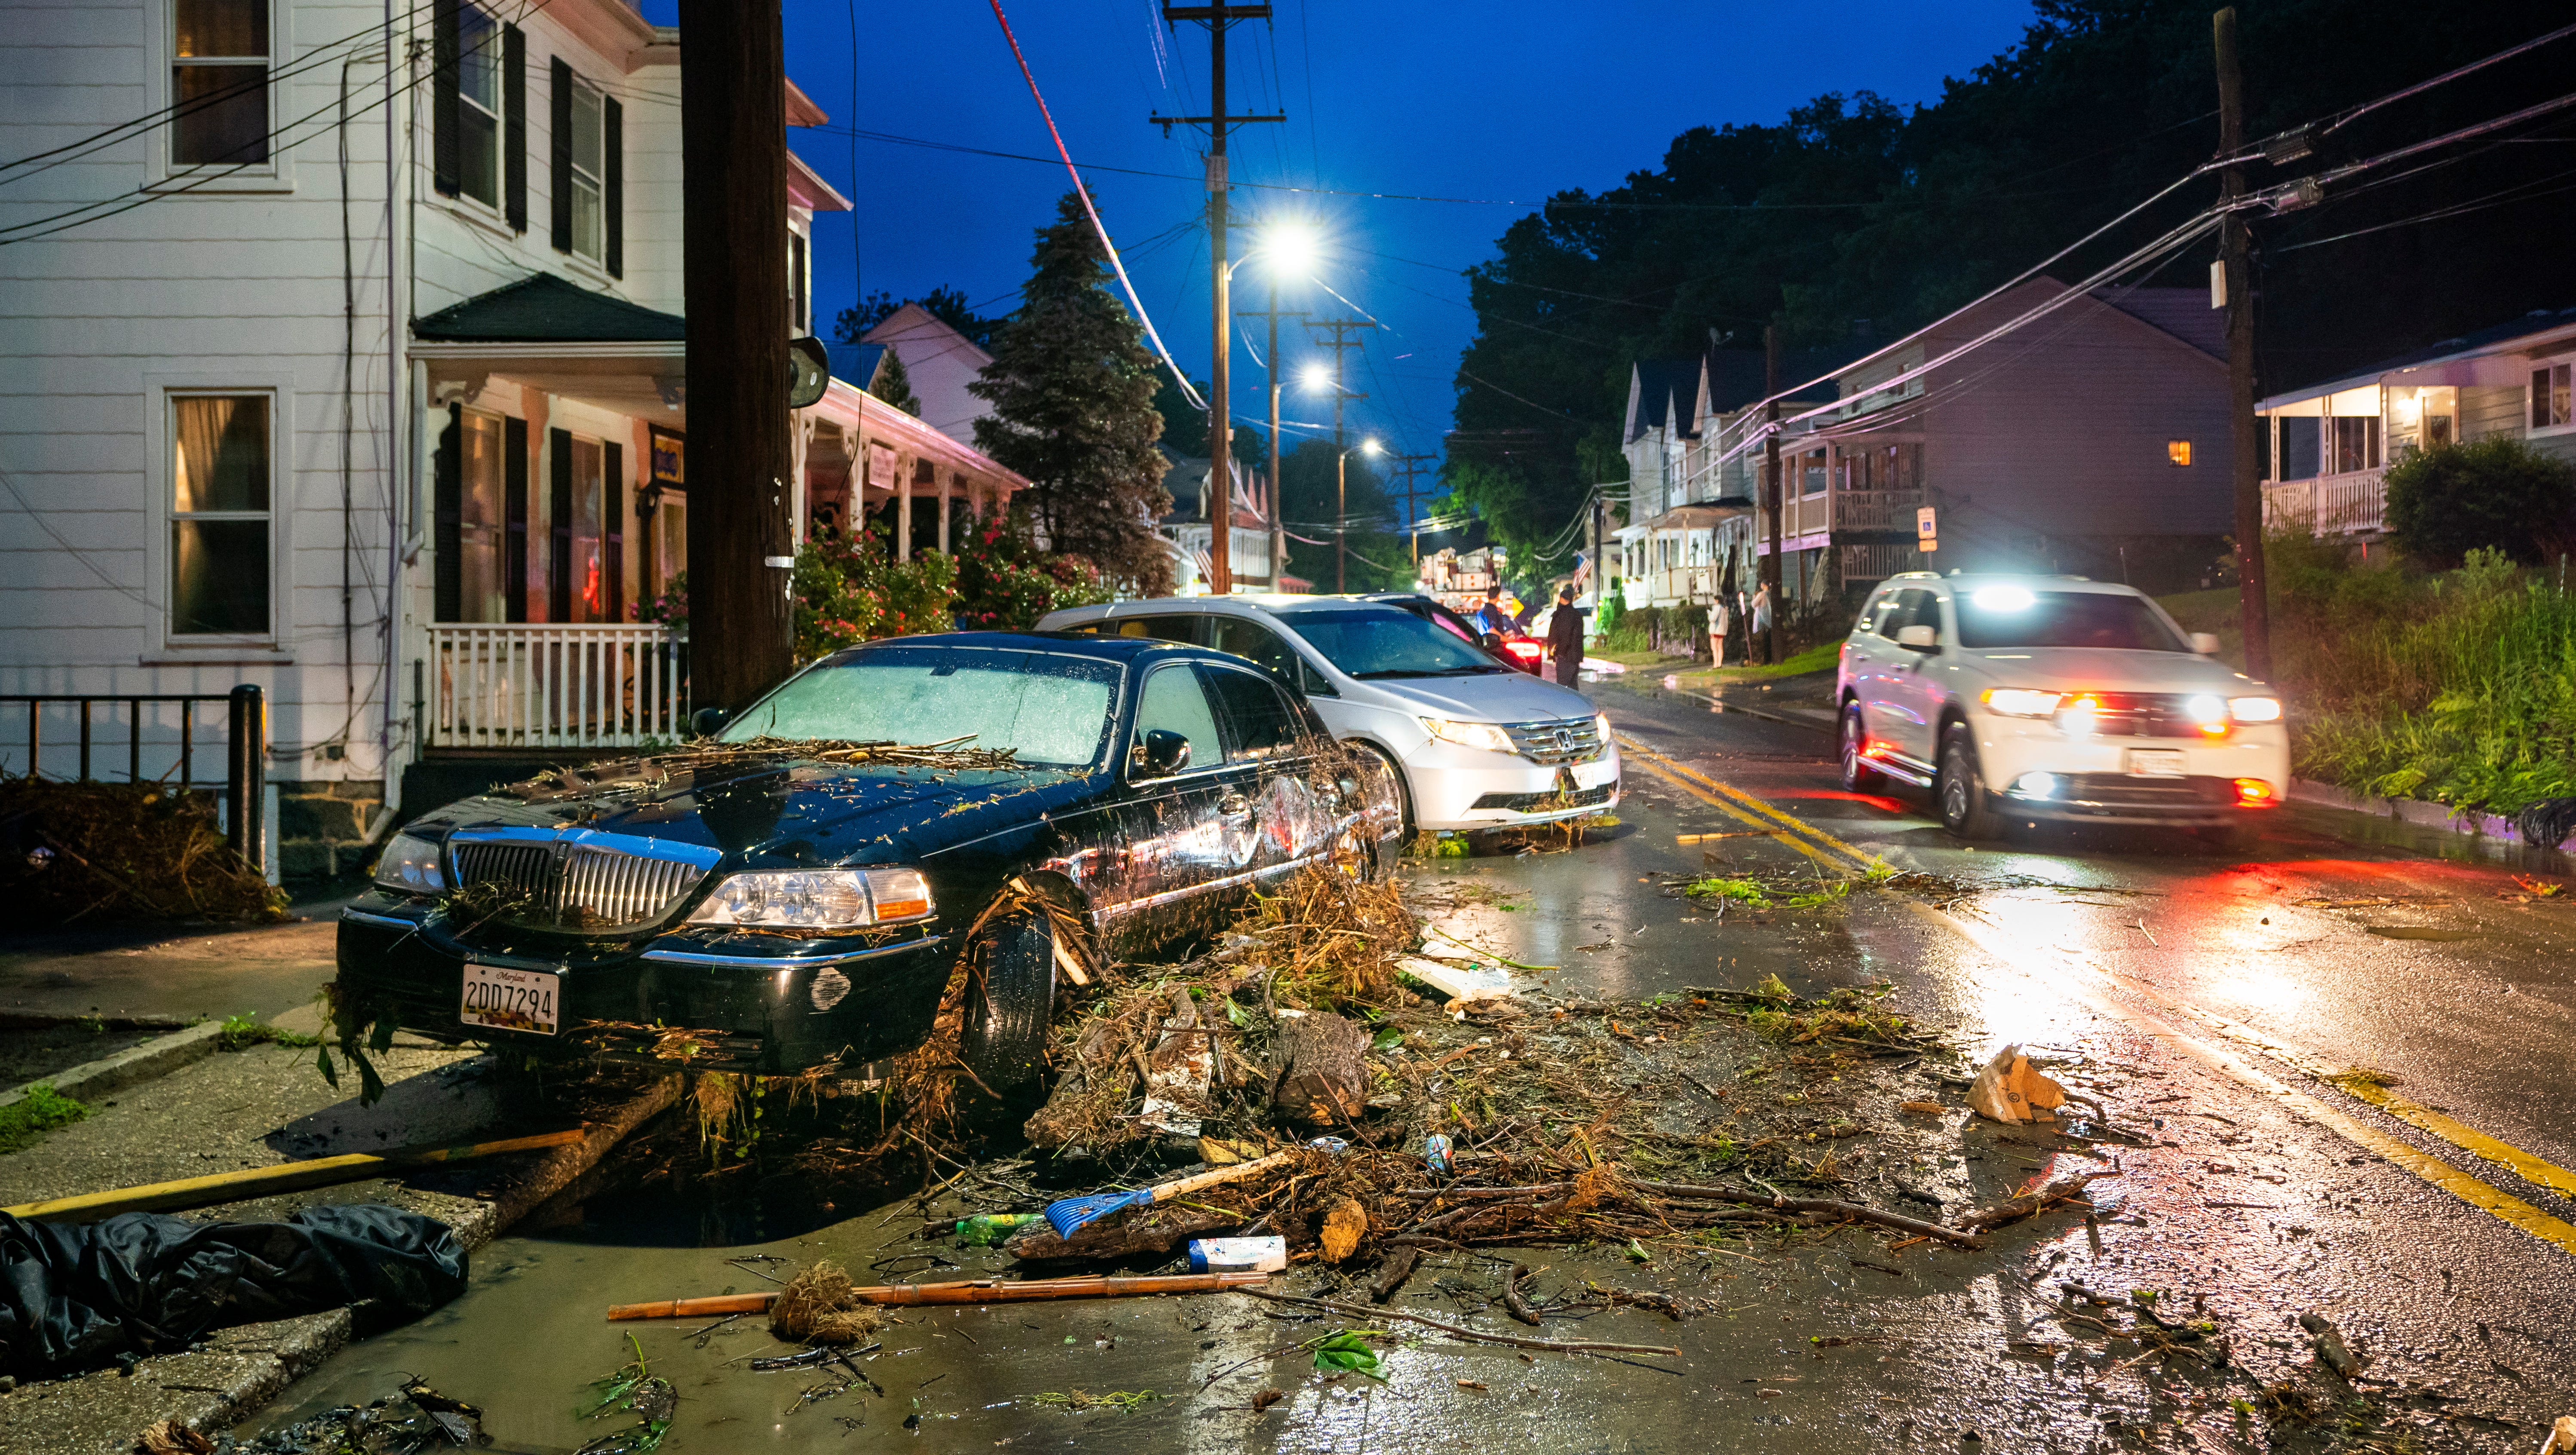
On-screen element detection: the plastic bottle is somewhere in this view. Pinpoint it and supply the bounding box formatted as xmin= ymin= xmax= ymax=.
xmin=953 ymin=1213 xmax=1038 ymax=1246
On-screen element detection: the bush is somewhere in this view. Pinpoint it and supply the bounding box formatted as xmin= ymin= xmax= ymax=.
xmin=950 ymin=508 xmax=1113 ymax=631
xmin=2383 ymin=438 xmax=2576 ymax=568
xmin=0 ymin=778 xmax=285 ymax=928
xmin=794 ymin=518 xmax=957 ymax=659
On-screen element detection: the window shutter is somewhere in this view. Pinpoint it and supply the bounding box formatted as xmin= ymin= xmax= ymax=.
xmin=432 ymin=0 xmax=460 ymax=197
xmin=549 ymin=57 xmax=573 ymax=253
xmin=604 ymin=441 xmax=626 ymax=619
xmin=503 ymin=25 xmax=527 ymax=232
xmin=504 ymin=416 xmax=529 ymax=623
xmin=549 ymin=428 xmax=573 ymax=622
xmin=603 ymin=97 xmax=624 ymax=278
xmin=434 ymin=406 xmax=462 ymax=622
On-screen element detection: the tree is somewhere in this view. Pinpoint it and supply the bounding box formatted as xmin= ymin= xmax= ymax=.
xmin=833 ymin=284 xmax=1001 ymax=350
xmin=875 ymin=348 xmax=921 ymax=417
xmin=2384 ymin=438 xmax=2576 ymax=568
xmin=1151 ymin=365 xmax=1265 ymax=470
xmin=970 ymin=192 xmax=1175 ymax=595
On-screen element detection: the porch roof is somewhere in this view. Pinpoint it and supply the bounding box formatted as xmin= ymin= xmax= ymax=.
xmin=414 ymin=273 xmax=686 ymax=344
xmin=2257 ymin=303 xmax=2576 ymax=411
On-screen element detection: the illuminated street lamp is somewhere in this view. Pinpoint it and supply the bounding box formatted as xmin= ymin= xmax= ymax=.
xmin=1233 ymin=225 xmax=1316 ymax=593
xmin=1335 ymin=437 xmax=1382 ymax=594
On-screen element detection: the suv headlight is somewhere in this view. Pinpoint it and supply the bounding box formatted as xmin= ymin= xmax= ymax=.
xmin=2229 ymin=696 xmax=2282 ymax=722
xmin=374 ymin=833 xmax=446 ymax=893
xmin=687 ymin=867 xmax=935 ymax=930
xmin=1981 ymin=689 xmax=2064 ymax=718
xmin=1420 ymin=717 xmax=1517 ymax=755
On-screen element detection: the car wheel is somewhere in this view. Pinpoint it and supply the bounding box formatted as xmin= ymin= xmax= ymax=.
xmin=1937 ymin=723 xmax=2001 ymax=841
xmin=1838 ymin=701 xmax=1883 ymax=793
xmin=1338 ymin=743 xmax=1408 ymax=882
xmin=1349 ymin=738 xmax=1412 ymax=832
xmin=958 ymin=905 xmax=1058 ymax=1088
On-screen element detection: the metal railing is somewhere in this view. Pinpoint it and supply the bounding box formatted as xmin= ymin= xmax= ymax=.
xmin=0 ymin=685 xmax=267 ymax=870
xmin=424 ymin=623 xmax=690 ymax=750
xmin=2262 ymin=466 xmax=2388 ymax=537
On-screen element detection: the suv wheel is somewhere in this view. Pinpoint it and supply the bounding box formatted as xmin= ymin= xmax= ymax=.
xmin=1838 ymin=701 xmax=1882 ymax=793
xmin=1937 ymin=723 xmax=2001 ymax=841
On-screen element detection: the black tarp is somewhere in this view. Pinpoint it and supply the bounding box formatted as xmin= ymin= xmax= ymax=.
xmin=0 ymin=1204 xmax=467 ymax=1377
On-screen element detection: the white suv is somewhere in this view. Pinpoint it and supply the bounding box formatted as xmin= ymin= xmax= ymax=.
xmin=1836 ymin=573 xmax=2287 ymax=846
xmin=1037 ymin=595 xmax=1619 ymax=834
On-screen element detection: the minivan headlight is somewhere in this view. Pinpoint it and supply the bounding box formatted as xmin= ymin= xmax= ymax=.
xmin=1420 ymin=717 xmax=1517 ymax=755
xmin=373 ymin=833 xmax=446 ymax=893
xmin=688 ymin=867 xmax=935 ymax=930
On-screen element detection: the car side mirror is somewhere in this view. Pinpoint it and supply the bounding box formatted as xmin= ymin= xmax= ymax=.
xmin=691 ymin=706 xmax=731 ymax=738
xmin=1896 ymin=624 xmax=1940 ymax=651
xmin=1479 ymin=631 xmax=1505 ymax=649
xmin=1132 ymin=729 xmax=1191 ymax=778
xmin=2191 ymin=632 xmax=2222 ymax=656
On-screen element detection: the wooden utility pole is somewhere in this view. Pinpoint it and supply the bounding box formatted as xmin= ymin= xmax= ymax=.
xmin=1236 ymin=291 xmax=1306 ymax=588
xmin=680 ymin=0 xmax=794 ymax=711
xmin=1762 ymin=323 xmax=1783 ymax=667
xmin=1154 ymin=5 xmax=1282 ymax=595
xmin=2214 ymin=6 xmax=2270 ymax=680
xmin=1306 ymin=317 xmax=1374 ymax=591
xmin=1384 ymin=451 xmax=1436 ymax=570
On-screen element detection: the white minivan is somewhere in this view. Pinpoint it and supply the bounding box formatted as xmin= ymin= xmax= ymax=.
xmin=1836 ymin=573 xmax=2288 ymax=847
xmin=1037 ymin=596 xmax=1619 ymax=834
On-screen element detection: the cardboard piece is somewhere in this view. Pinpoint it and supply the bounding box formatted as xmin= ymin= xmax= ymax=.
xmin=1966 ymin=1044 xmax=2069 ymax=1125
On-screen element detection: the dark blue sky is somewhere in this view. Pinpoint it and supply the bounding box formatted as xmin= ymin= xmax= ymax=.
xmin=648 ymin=1 xmax=2038 ymax=466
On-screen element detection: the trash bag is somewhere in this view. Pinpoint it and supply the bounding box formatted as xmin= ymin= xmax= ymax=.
xmin=0 ymin=1203 xmax=467 ymax=1378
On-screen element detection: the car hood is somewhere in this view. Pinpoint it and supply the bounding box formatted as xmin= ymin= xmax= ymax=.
xmin=1965 ymin=649 xmax=2264 ymax=695
xmin=408 ymin=751 xmax=1105 ymax=867
xmin=1356 ymin=671 xmax=1597 ymax=723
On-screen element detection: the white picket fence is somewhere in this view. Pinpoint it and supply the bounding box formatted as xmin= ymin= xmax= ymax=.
xmin=2262 ymin=466 xmax=2388 ymax=537
xmin=427 ymin=623 xmax=689 ymax=750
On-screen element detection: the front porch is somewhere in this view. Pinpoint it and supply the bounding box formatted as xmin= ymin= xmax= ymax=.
xmin=2262 ymin=466 xmax=2388 ymax=537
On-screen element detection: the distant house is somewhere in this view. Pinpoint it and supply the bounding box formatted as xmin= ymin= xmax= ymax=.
xmin=859 ymin=303 xmax=999 ymax=449
xmin=1156 ymin=450 xmax=1279 ymax=592
xmin=2258 ymin=305 xmax=2576 ymax=540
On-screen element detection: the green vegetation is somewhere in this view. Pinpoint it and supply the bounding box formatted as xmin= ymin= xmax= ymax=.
xmin=217 ymin=1012 xmax=322 ymax=1051
xmin=2383 ymin=438 xmax=2576 ymax=568
xmin=0 ymin=1083 xmax=89 ymax=1155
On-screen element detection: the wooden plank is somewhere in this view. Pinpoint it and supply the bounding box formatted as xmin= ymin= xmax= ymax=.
xmin=3 ymin=1129 xmax=589 ymax=1223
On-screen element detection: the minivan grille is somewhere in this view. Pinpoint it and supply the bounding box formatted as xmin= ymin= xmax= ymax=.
xmin=1503 ymin=716 xmax=1606 ymax=766
xmin=448 ymin=838 xmax=709 ymax=932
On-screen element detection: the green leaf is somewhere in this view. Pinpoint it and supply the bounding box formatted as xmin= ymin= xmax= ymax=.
xmin=315 ymin=1043 xmax=339 ymax=1087
xmin=1370 ymin=1027 xmax=1404 ymax=1052
xmin=1310 ymin=1330 xmax=1386 ymax=1381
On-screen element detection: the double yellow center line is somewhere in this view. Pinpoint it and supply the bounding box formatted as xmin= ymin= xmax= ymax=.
xmin=1619 ymin=735 xmax=1886 ymax=877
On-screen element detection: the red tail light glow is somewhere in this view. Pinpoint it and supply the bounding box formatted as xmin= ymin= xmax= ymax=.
xmin=2232 ymin=778 xmax=2277 ymax=807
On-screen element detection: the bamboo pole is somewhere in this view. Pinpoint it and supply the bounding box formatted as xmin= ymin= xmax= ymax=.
xmin=3 ymin=1129 xmax=589 ymax=1223
xmin=606 ymin=1271 xmax=1271 ymax=1322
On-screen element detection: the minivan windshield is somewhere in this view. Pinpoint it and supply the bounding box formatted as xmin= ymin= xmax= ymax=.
xmin=718 ymin=646 xmax=1120 ymax=766
xmin=1954 ymin=587 xmax=2190 ymax=652
xmin=1282 ymin=608 xmax=1511 ymax=679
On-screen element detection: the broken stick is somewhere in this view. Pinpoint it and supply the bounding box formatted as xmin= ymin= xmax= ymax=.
xmin=1625 ymin=1179 xmax=1986 ymax=1250
xmin=1239 ymin=1289 xmax=1680 ymax=1359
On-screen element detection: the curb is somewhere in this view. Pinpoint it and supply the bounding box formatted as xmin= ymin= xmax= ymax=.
xmin=2287 ymin=778 xmax=2560 ymax=854
xmin=0 ymin=1019 xmax=227 ymax=1113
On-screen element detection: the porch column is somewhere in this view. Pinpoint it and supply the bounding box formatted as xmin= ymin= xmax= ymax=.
xmin=789 ymin=413 xmax=810 ymax=544
xmin=938 ymin=469 xmax=951 ymax=553
xmin=896 ymin=458 xmax=911 ymax=562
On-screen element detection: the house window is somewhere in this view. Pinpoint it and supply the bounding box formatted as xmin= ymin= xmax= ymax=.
xmin=172 ymin=0 xmax=270 ymax=166
xmin=2330 ymin=417 xmax=2380 ymax=474
xmin=2167 ymin=440 xmax=2192 ymax=467
xmin=457 ymin=411 xmax=507 ymax=621
xmin=170 ymin=394 xmax=270 ymax=636
xmin=455 ymin=4 xmax=503 ymax=208
xmin=2536 ymin=362 xmax=2573 ymax=431
xmin=566 ymin=77 xmax=604 ymax=260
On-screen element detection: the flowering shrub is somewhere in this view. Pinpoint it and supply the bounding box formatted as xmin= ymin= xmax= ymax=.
xmin=951 ymin=509 xmax=1114 ymax=631
xmin=795 ymin=519 xmax=957 ymax=659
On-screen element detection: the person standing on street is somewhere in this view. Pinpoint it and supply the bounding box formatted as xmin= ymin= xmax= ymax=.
xmin=1708 ymin=591 xmax=1732 ymax=669
xmin=1473 ymin=585 xmax=1512 ymax=637
xmin=1546 ymin=585 xmax=1585 ymax=687
xmin=1750 ymin=581 xmax=1773 ymax=664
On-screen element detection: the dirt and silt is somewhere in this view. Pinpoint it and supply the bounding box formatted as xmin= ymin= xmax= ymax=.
xmin=237 ymin=838 xmax=2538 ymax=1454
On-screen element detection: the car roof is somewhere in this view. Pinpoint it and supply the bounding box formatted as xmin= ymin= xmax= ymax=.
xmin=1878 ymin=572 xmax=2150 ymax=598
xmin=1042 ymin=594 xmax=1413 ymax=622
xmin=836 ymin=629 xmax=1217 ymax=663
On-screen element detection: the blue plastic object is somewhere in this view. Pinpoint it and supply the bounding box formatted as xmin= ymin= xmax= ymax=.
xmin=1424 ymin=1133 xmax=1454 ymax=1174
xmin=1041 ymin=1187 xmax=1155 ymax=1239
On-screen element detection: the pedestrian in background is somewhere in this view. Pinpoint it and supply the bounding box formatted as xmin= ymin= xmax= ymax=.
xmin=1708 ymin=592 xmax=1732 ymax=668
xmin=1547 ymin=585 xmax=1585 ymax=687
xmin=1473 ymin=585 xmax=1512 ymax=637
xmin=1750 ymin=582 xmax=1773 ymax=664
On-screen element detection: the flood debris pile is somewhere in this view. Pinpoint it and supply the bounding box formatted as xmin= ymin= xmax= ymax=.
xmin=0 ymin=776 xmax=285 ymax=927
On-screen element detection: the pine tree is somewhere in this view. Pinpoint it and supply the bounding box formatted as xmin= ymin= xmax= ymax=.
xmin=970 ymin=192 xmax=1173 ymax=594
xmin=875 ymin=348 xmax=922 ymax=417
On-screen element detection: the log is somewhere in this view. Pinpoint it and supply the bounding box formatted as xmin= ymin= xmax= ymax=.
xmin=1267 ymin=1011 xmax=1369 ymax=1124
xmin=607 ymin=1271 xmax=1270 ymax=1321
xmin=1626 ymin=1179 xmax=1987 ymax=1250
xmin=1957 ymin=1170 xmax=2114 ymax=1232
xmin=1002 ymin=1202 xmax=1237 ymax=1262
xmin=1368 ymin=1246 xmax=1420 ymax=1303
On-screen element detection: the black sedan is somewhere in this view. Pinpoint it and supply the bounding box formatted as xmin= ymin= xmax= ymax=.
xmin=336 ymin=632 xmax=1402 ymax=1084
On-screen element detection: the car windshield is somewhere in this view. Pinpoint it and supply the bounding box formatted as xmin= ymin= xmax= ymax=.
xmin=1283 ymin=608 xmax=1512 ymax=679
xmin=1954 ymin=587 xmax=2190 ymax=652
xmin=717 ymin=646 xmax=1121 ymax=767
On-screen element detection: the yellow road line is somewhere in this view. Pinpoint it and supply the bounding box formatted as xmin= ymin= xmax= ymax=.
xmin=1912 ymin=901 xmax=2576 ymax=1257
xmin=1618 ymin=736 xmax=1886 ymax=874
xmin=1628 ymin=753 xmax=1843 ymax=870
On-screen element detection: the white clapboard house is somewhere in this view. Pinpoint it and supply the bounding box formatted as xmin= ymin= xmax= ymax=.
xmin=0 ymin=0 xmax=1024 ymax=877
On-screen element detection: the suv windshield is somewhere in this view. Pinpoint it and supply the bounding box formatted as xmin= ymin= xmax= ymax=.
xmin=1282 ymin=608 xmax=1511 ymax=679
xmin=718 ymin=646 xmax=1120 ymax=767
xmin=1954 ymin=587 xmax=2189 ymax=652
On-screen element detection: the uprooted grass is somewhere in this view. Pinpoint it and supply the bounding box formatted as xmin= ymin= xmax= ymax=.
xmin=0 ymin=777 xmax=285 ymax=927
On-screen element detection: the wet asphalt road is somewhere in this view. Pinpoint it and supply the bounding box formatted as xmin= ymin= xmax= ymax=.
xmin=242 ymin=669 xmax=2576 ymax=1451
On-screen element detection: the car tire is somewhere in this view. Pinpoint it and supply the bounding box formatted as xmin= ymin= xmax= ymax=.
xmin=1339 ymin=742 xmax=1408 ymax=883
xmin=1937 ymin=723 xmax=2002 ymax=841
xmin=1348 ymin=738 xmax=1413 ymax=835
xmin=1838 ymin=701 xmax=1883 ymax=793
xmin=959 ymin=905 xmax=1058 ymax=1088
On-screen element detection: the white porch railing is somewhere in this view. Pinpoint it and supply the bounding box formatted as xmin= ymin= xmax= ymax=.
xmin=2262 ymin=467 xmax=2387 ymax=537
xmin=1646 ymin=566 xmax=1715 ymax=603
xmin=427 ymin=623 xmax=689 ymax=750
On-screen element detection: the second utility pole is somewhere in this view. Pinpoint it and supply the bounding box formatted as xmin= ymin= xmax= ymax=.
xmin=1762 ymin=323 xmax=1783 ymax=667
xmin=1307 ymin=317 xmax=1374 ymax=591
xmin=2214 ymin=6 xmax=2270 ymax=681
xmin=1155 ymin=5 xmax=1281 ymax=595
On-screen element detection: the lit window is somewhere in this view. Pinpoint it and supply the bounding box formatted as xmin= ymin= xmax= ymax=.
xmin=567 ymin=78 xmax=604 ymax=260
xmin=170 ymin=394 xmax=270 ymax=636
xmin=2167 ymin=439 xmax=2193 ymax=467
xmin=172 ymin=0 xmax=270 ymax=166
xmin=455 ymin=5 xmax=502 ymax=208
xmin=2536 ymin=362 xmax=2573 ymax=431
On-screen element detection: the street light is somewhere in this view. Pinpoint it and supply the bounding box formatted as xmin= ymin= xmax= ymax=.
xmin=1336 ymin=437 xmax=1382 ymax=594
xmin=1235 ymin=224 xmax=1316 ymax=596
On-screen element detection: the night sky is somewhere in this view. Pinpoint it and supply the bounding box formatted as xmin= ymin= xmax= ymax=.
xmin=643 ymin=0 xmax=2038 ymax=469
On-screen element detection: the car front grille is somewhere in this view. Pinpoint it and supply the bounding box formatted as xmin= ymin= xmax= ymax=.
xmin=1470 ymin=783 xmax=1616 ymax=813
xmin=2068 ymin=693 xmax=2230 ymax=741
xmin=448 ymin=833 xmax=715 ymax=932
xmin=2052 ymin=774 xmax=2234 ymax=809
xmin=1503 ymin=716 xmax=1606 ymax=765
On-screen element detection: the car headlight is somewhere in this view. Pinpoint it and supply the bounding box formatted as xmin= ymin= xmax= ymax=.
xmin=1420 ymin=717 xmax=1517 ymax=755
xmin=373 ymin=833 xmax=446 ymax=894
xmin=1981 ymin=688 xmax=2064 ymax=718
xmin=1595 ymin=712 xmax=1613 ymax=746
xmin=2229 ymin=696 xmax=2282 ymax=723
xmin=687 ymin=867 xmax=935 ymax=930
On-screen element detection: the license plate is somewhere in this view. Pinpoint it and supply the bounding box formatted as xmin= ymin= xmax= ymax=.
xmin=460 ymin=962 xmax=559 ymax=1035
xmin=2127 ymin=749 xmax=2187 ymax=778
